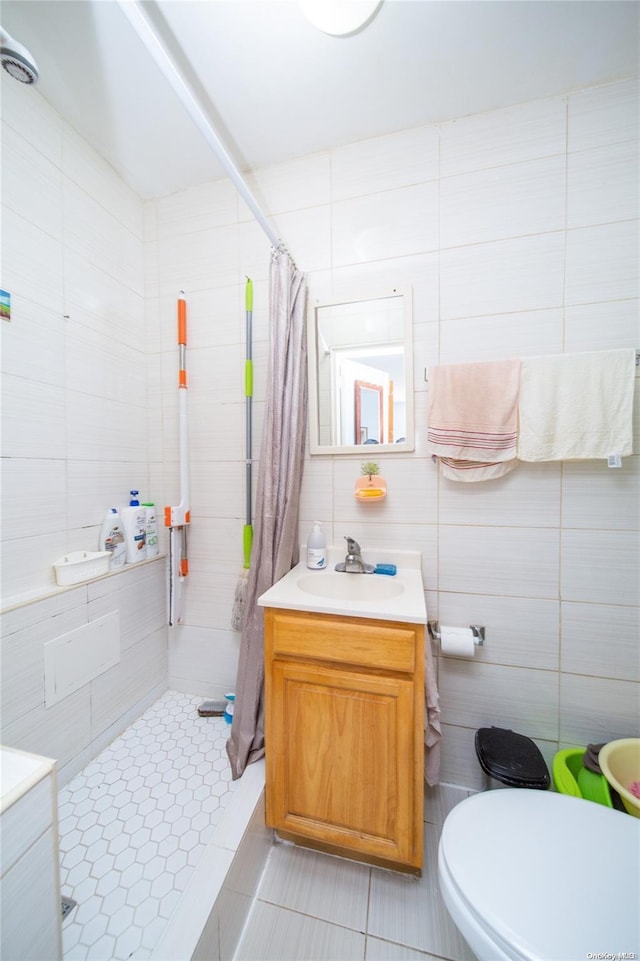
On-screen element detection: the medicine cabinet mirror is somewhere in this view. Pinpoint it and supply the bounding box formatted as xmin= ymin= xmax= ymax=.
xmin=307 ymin=288 xmax=414 ymax=455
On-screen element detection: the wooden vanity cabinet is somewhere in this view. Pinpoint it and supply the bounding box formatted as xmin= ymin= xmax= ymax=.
xmin=264 ymin=607 xmax=424 ymax=873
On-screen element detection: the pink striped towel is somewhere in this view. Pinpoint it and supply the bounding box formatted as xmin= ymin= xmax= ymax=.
xmin=428 ymin=358 xmax=521 ymax=481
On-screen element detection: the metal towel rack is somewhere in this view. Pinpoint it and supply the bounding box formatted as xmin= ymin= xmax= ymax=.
xmin=424 ymin=347 xmax=640 ymax=383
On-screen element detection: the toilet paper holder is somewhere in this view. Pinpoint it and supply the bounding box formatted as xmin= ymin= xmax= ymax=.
xmin=428 ymin=620 xmax=485 ymax=645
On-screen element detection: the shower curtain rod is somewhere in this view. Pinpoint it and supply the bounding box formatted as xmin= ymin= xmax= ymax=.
xmin=117 ymin=0 xmax=282 ymax=251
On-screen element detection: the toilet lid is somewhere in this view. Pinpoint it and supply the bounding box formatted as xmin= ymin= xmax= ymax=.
xmin=439 ymin=789 xmax=640 ymax=961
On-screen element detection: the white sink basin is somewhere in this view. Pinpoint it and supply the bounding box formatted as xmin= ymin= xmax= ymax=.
xmin=297 ymin=572 xmax=404 ymax=601
xmin=258 ymin=549 xmax=426 ymax=623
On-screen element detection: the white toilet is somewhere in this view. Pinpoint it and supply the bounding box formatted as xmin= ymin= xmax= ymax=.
xmin=438 ymin=788 xmax=639 ymax=961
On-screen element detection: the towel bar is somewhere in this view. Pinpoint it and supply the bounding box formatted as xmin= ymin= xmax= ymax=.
xmin=425 ymin=348 xmax=639 ymax=383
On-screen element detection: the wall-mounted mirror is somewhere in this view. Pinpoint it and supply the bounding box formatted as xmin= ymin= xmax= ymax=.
xmin=308 ymin=288 xmax=414 ymax=455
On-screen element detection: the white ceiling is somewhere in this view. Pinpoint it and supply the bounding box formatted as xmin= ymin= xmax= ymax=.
xmin=2 ymin=0 xmax=638 ymax=200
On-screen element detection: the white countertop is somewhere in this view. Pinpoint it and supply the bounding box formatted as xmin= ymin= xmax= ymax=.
xmin=1 ymin=745 xmax=56 ymax=814
xmin=258 ymin=548 xmax=426 ymax=624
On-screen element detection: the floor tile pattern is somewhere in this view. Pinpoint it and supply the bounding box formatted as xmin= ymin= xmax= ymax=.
xmin=58 ymin=691 xmax=234 ymax=960
xmin=57 ymin=690 xmax=474 ymax=961
xmin=234 ymin=783 xmax=476 ymax=961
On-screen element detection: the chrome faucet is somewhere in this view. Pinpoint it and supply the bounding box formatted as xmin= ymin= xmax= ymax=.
xmin=335 ymin=536 xmax=374 ymax=574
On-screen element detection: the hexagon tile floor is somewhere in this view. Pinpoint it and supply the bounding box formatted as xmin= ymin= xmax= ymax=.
xmin=58 ymin=690 xmax=235 ymax=960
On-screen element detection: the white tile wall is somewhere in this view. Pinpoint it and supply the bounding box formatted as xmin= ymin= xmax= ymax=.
xmin=438 ymin=659 xmax=559 ymax=741
xmin=156 ymin=221 xmax=240 ymax=298
xmin=440 ymin=308 xmax=564 ymax=363
xmin=561 ymin=602 xmax=640 ymax=683
xmin=561 ymin=529 xmax=639 ymax=606
xmin=440 ymin=232 xmax=566 ymax=320
xmin=440 ymin=154 xmax=566 ymax=248
xmin=1 ymin=374 xmax=66 ymax=459
xmin=331 ymin=127 xmax=439 ymax=201
xmin=567 ymin=140 xmax=639 ymax=228
xmin=564 ymin=299 xmax=640 ymax=352
xmin=564 ymin=220 xmax=639 ymax=305
xmin=332 ymin=182 xmax=439 ymax=265
xmin=63 ymin=179 xmax=144 ymax=295
xmin=1 ymin=206 xmax=64 ymax=309
xmin=561 ymin=459 xmax=640 ymax=530
xmin=0 ymin=827 xmax=61 ymax=961
xmin=62 ymin=125 xmax=144 ymax=239
xmin=63 ymin=248 xmax=145 ymax=350
xmin=2 ymin=123 xmax=63 ymax=239
xmin=0 ymin=562 xmax=168 ymax=787
xmin=568 ymin=78 xmax=639 ymax=152
xmin=271 ymin=204 xmax=332 ymax=272
xmin=0 ymin=72 xmax=62 ymax=163
xmin=1 ymin=597 xmax=87 ymax=728
xmin=0 ymin=296 xmax=65 ymax=386
xmin=1 ymin=76 xmax=638 ymax=791
xmin=245 ymin=151 xmax=332 ymax=214
xmin=168 ymin=625 xmax=240 ymax=699
xmin=559 ymin=674 xmax=640 ymax=744
xmin=440 ymin=96 xmax=567 ymax=177
xmin=437 ymin=594 xmax=559 ymax=672
xmin=439 ymin=526 xmax=560 ymax=598
xmin=439 ymin=461 xmax=561 ymax=527
xmin=157 ymin=180 xmax=239 ymax=239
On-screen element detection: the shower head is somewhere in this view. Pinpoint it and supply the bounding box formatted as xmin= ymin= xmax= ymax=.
xmin=0 ymin=27 xmax=38 ymax=84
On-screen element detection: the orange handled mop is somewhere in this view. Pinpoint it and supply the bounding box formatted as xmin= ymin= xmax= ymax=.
xmin=166 ymin=291 xmax=190 ymax=626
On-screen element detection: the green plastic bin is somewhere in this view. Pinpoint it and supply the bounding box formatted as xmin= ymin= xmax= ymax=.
xmin=552 ymin=748 xmax=613 ymax=807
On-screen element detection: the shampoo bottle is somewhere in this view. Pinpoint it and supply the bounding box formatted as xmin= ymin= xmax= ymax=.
xmin=99 ymin=507 xmax=126 ymax=570
xmin=306 ymin=521 xmax=327 ymax=570
xmin=121 ymin=491 xmax=146 ymax=563
xmin=143 ymin=503 xmax=159 ymax=558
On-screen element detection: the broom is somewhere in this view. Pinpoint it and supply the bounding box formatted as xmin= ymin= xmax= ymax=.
xmin=231 ymin=277 xmax=253 ymax=632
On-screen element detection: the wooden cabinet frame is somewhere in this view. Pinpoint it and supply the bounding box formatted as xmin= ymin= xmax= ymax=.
xmin=264 ymin=607 xmax=424 ymax=874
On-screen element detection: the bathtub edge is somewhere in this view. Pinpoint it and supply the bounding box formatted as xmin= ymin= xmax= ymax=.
xmin=150 ymin=758 xmax=269 ymax=961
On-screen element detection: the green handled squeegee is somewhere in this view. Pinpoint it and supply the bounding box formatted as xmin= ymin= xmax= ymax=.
xmin=243 ymin=278 xmax=253 ymax=569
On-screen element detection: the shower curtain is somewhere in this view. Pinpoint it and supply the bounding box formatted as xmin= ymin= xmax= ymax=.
xmin=226 ymin=247 xmax=308 ymax=780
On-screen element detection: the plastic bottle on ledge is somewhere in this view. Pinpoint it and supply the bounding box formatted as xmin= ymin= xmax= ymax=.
xmin=121 ymin=490 xmax=146 ymax=563
xmin=99 ymin=507 xmax=126 ymax=570
xmin=306 ymin=521 xmax=327 ymax=570
xmin=143 ymin=503 xmax=159 ymax=558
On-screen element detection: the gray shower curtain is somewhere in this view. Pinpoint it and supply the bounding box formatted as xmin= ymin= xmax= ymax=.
xmin=226 ymin=247 xmax=308 ymax=780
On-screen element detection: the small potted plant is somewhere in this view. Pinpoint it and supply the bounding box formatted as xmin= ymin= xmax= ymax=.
xmin=355 ymin=462 xmax=387 ymax=500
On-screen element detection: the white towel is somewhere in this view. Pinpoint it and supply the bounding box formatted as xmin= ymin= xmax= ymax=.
xmin=517 ymin=348 xmax=636 ymax=462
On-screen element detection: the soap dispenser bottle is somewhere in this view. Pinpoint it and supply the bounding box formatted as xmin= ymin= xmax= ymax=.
xmin=121 ymin=490 xmax=147 ymax=563
xmin=306 ymin=521 xmax=327 ymax=570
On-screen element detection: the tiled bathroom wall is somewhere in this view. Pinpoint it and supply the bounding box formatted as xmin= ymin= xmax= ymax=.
xmin=1 ymin=75 xmax=152 ymax=602
xmin=0 ymin=560 xmax=168 ymax=787
xmin=0 ymin=74 xmax=169 ymax=785
xmin=2 ymin=69 xmax=638 ymax=789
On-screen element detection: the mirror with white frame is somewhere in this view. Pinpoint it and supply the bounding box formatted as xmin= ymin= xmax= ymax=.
xmin=307 ymin=288 xmax=414 ymax=455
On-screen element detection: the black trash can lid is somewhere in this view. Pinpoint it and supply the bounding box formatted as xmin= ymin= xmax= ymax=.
xmin=475 ymin=727 xmax=550 ymax=789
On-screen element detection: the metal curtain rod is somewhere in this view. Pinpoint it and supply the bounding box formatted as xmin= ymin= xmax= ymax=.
xmin=117 ymin=0 xmax=281 ymax=250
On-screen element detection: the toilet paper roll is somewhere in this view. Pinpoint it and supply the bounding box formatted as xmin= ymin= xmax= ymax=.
xmin=440 ymin=625 xmax=476 ymax=658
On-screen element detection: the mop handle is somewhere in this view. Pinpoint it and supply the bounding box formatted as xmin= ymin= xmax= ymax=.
xmin=243 ymin=278 xmax=253 ymax=568
xmin=165 ymin=292 xmax=191 ymax=537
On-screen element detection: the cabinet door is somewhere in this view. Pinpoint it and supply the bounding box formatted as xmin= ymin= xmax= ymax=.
xmin=266 ymin=658 xmax=420 ymax=868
